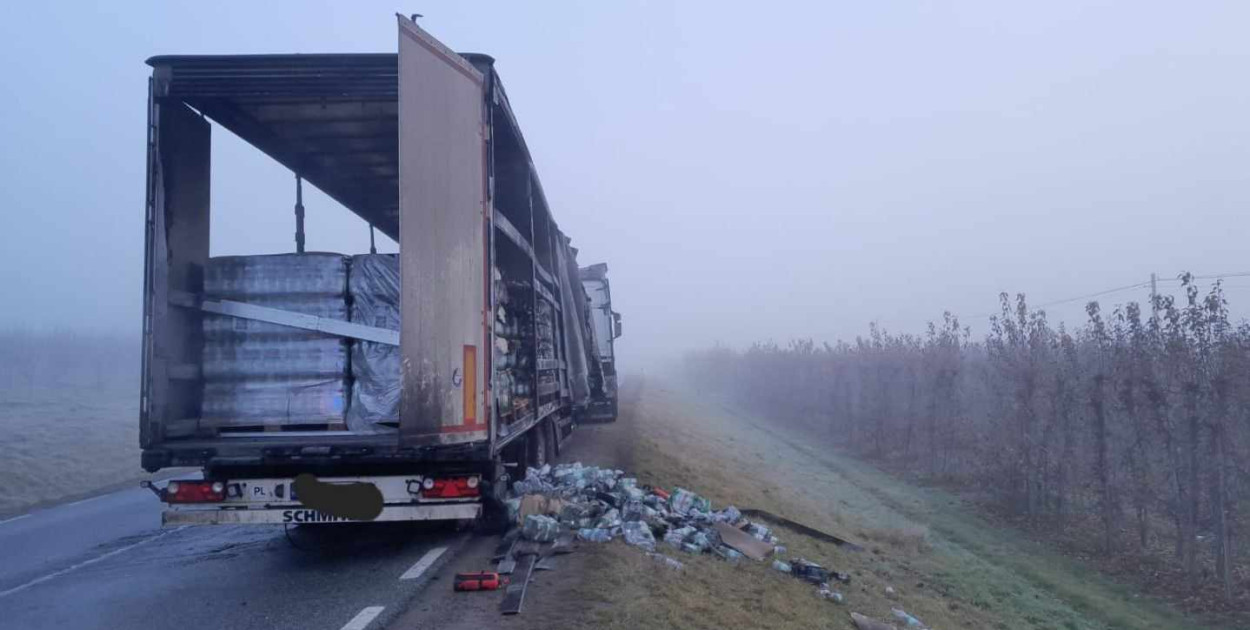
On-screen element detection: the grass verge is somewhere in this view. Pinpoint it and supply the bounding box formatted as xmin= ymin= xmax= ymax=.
xmin=557 ymin=377 xmax=1220 ymax=630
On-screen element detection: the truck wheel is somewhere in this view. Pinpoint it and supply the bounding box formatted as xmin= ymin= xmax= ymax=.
xmin=544 ymin=420 xmax=557 ymax=463
xmin=527 ymin=420 xmax=553 ymax=470
xmin=478 ymin=494 xmax=511 ymax=534
xmin=550 ymin=418 xmax=563 ymax=457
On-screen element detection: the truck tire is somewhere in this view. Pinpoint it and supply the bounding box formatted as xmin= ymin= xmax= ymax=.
xmin=544 ymin=420 xmax=558 ymax=462
xmin=527 ymin=420 xmax=554 ymax=470
xmin=550 ymin=417 xmax=564 ymax=457
xmin=478 ymin=489 xmax=511 ymax=534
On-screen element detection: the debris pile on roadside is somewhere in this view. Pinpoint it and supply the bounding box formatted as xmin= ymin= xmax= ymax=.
xmin=502 ymin=461 xmax=858 ymax=604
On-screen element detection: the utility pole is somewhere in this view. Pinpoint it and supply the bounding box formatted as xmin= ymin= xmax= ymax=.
xmin=294 ymin=174 xmax=306 ymax=253
xmin=369 ymin=225 xmax=377 ymax=255
xmin=1150 ymin=272 xmax=1158 ymax=323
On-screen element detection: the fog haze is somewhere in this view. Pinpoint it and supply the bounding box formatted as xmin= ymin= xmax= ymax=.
xmin=3 ymin=1 xmax=1249 ymax=367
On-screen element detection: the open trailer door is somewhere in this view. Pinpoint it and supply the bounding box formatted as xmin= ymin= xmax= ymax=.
xmin=396 ymin=17 xmax=491 ymax=447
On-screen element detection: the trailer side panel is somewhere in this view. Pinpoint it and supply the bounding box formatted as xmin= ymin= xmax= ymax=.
xmin=142 ymin=98 xmax=211 ymax=448
xmin=397 ymin=18 xmax=491 ymax=447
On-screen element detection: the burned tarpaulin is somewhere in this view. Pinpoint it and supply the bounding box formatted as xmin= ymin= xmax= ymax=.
xmin=347 ymin=254 xmax=400 ymax=432
xmin=554 ymin=235 xmax=592 ymax=405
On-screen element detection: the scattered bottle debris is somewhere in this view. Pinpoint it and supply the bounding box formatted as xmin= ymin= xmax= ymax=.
xmin=746 ymin=522 xmax=776 ymax=542
xmin=521 ymin=514 xmax=559 ymax=542
xmin=790 ymin=557 xmax=831 ymax=584
xmin=664 ymin=525 xmax=696 ymax=549
xmin=504 ymin=461 xmax=862 ymax=605
xmin=622 ymin=521 xmax=657 ymax=551
xmin=577 ymin=528 xmax=614 ymax=542
xmin=891 ymin=607 xmax=925 ymax=628
xmin=711 ymin=521 xmax=773 ymax=560
xmin=713 ymin=545 xmax=744 ymax=562
xmin=646 ymin=552 xmax=685 ymax=570
xmin=669 ymin=487 xmax=711 ymax=515
xmin=817 ymin=587 xmax=845 ymax=604
xmin=596 ymin=508 xmax=622 ymax=529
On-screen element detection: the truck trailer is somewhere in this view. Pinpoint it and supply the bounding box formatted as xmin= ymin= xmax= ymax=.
xmin=139 ymin=17 xmax=620 ymax=526
xmin=579 ymin=263 xmax=621 ymax=422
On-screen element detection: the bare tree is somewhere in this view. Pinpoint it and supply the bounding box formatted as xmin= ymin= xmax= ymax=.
xmin=683 ymin=272 xmax=1249 ymax=603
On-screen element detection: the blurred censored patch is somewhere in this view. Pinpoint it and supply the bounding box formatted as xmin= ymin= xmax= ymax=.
xmin=291 ymin=473 xmax=384 ymax=521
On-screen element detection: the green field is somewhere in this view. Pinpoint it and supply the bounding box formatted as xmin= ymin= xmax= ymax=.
xmin=0 ymin=332 xmax=147 ymax=515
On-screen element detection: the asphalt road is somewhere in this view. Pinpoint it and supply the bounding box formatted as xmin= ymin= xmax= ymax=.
xmin=0 ymin=487 xmax=466 ymax=630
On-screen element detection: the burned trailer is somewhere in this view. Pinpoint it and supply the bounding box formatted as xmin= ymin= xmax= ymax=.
xmin=578 ymin=263 xmax=622 ymax=422
xmin=139 ymin=18 xmax=609 ymax=525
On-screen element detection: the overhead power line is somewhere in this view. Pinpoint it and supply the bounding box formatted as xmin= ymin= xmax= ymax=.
xmin=1149 ymin=271 xmax=1250 ymax=283
xmin=965 ymin=271 xmax=1250 ymax=321
xmin=1032 ymin=281 xmax=1150 ymax=310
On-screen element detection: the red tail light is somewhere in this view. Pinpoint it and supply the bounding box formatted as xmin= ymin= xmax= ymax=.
xmin=421 ymin=477 xmax=481 ymax=499
xmin=165 ymin=480 xmax=226 ymax=503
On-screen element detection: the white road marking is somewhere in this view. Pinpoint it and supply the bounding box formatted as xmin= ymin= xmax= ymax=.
xmin=340 ymin=606 xmax=385 ymax=630
xmin=0 ymin=527 xmax=185 ymax=599
xmin=0 ymin=514 xmax=31 ymax=526
xmin=400 ymin=545 xmax=448 ymax=580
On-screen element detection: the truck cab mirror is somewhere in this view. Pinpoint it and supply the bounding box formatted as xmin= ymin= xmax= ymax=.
xmin=612 ymin=312 xmax=623 ymax=339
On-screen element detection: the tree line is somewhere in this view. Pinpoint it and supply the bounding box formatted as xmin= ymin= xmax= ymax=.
xmin=685 ymin=274 xmax=1245 ymax=604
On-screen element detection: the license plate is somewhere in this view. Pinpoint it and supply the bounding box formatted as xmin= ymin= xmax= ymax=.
xmin=236 ymin=480 xmax=297 ymax=502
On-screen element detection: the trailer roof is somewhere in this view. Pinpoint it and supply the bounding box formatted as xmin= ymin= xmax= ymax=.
xmin=579 ymin=262 xmax=610 ymax=280
xmin=148 ymin=53 xmax=496 ymax=240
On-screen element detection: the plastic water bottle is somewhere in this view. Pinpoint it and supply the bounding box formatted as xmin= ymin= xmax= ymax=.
xmin=577 ymin=528 xmax=613 ymax=542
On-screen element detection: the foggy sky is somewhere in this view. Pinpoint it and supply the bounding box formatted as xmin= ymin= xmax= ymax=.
xmin=3 ymin=2 xmax=1249 ymax=368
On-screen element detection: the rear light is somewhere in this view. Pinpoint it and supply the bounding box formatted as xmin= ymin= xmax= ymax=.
xmin=421 ymin=476 xmax=481 ymax=499
xmin=164 ymin=480 xmax=227 ymax=503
